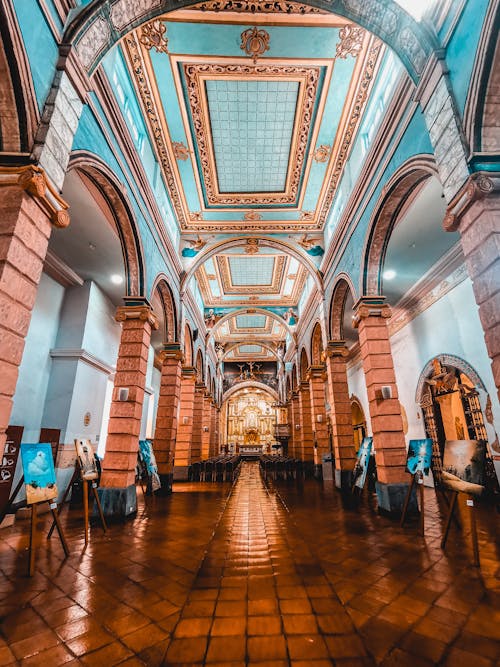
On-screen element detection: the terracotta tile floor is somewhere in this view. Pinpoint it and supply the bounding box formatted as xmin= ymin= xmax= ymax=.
xmin=0 ymin=461 xmax=499 ymax=666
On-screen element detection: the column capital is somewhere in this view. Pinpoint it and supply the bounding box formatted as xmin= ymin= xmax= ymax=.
xmin=115 ymin=305 xmax=159 ymax=329
xmin=0 ymin=165 xmax=70 ymax=228
xmin=195 ymin=382 xmax=206 ymax=392
xmin=158 ymin=343 xmax=183 ymax=363
xmin=353 ymin=296 xmax=391 ymax=328
xmin=326 ymin=340 xmax=349 ymax=358
xmin=307 ymin=365 xmax=326 ymax=380
xmin=443 ymin=171 xmax=500 ymax=232
xmin=181 ymin=366 xmax=197 ymax=380
xmin=299 ymin=380 xmax=310 ymax=391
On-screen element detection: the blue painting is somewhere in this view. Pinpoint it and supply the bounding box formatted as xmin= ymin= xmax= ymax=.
xmin=21 ymin=443 xmax=58 ymax=505
xmin=352 ymin=436 xmax=373 ymax=490
xmin=405 ymin=439 xmax=432 ymax=476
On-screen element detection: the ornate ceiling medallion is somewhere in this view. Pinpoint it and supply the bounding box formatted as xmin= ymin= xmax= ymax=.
xmin=336 ymin=25 xmax=365 ymax=59
xmin=313 ymin=144 xmax=331 ymax=163
xmin=172 ymin=141 xmax=190 ymax=160
xmin=240 ymin=27 xmax=270 ymax=63
xmin=245 ymin=238 xmax=260 ymax=254
xmin=139 ymin=20 xmax=169 ymax=54
xmin=244 ymin=211 xmax=262 ymax=221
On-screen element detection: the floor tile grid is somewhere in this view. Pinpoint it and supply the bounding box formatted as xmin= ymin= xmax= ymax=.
xmin=163 ymin=462 xmax=375 ymax=665
xmin=268 ymin=477 xmax=500 ymax=666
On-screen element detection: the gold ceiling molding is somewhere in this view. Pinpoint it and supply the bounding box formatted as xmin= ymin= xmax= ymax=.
xmin=183 ymin=61 xmax=320 ymax=206
xmin=139 ymin=20 xmax=169 ymax=53
xmin=123 ymin=33 xmax=188 ymax=228
xmin=299 ymin=211 xmax=314 ymax=221
xmin=245 ymin=238 xmax=260 ymax=254
xmin=336 ymin=25 xmax=365 ymax=59
xmin=189 ymin=0 xmax=327 ymax=14
xmin=240 ymin=27 xmax=270 ymax=63
xmin=228 ymin=316 xmax=274 ymax=335
xmin=190 ymin=211 xmax=203 ymax=221
xmin=216 ymin=254 xmax=287 ymax=294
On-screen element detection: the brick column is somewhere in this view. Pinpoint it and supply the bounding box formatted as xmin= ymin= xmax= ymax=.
xmin=290 ymin=390 xmax=300 ymax=458
xmin=201 ymin=390 xmax=212 ymax=460
xmin=325 ymin=341 xmax=357 ymax=490
xmin=354 ymin=297 xmax=414 ymax=515
xmin=298 ymin=381 xmax=314 ymax=466
xmin=444 ymin=174 xmax=500 ymax=401
xmin=153 ymin=343 xmax=182 ymax=495
xmin=286 ymin=396 xmax=294 ymax=458
xmin=0 ymin=166 xmax=69 ymax=455
xmin=308 ymin=366 xmax=329 ymax=475
xmin=100 ymin=304 xmax=159 ymax=517
xmin=174 ymin=367 xmax=196 ymax=480
xmin=191 ymin=383 xmax=205 ymax=464
xmin=209 ymin=401 xmax=218 ymax=457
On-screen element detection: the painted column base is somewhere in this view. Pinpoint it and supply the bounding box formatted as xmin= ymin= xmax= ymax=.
xmin=375 ymin=481 xmax=418 ymax=517
xmin=157 ymin=473 xmax=173 ymax=495
xmin=335 ymin=469 xmax=353 ymax=491
xmin=95 ymin=484 xmax=137 ymax=520
xmin=173 ymin=465 xmax=189 ymax=481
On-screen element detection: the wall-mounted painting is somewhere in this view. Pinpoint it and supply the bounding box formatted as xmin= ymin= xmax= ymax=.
xmin=352 ymin=436 xmax=373 ymax=490
xmin=21 ymin=443 xmax=58 ymax=505
xmin=75 ymin=439 xmax=99 ymax=481
xmin=405 ymin=439 xmax=433 ymax=476
xmin=443 ymin=439 xmax=486 ymax=487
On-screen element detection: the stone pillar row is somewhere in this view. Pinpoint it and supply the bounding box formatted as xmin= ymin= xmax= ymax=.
xmin=308 ymin=365 xmax=330 ymax=473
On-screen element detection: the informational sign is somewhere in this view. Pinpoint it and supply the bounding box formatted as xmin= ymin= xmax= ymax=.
xmin=0 ymin=426 xmax=23 ymax=511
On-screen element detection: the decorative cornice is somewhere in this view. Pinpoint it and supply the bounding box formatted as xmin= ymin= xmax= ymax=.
xmin=190 ymin=0 xmax=327 ymax=13
xmin=443 ymin=172 xmax=500 ymax=232
xmin=43 ymin=250 xmax=84 ymax=287
xmin=0 ymin=165 xmax=70 ymax=227
xmin=115 ymin=305 xmax=159 ymax=329
xmin=352 ymin=296 xmax=391 ymax=327
xmin=49 ymin=348 xmax=114 ymax=375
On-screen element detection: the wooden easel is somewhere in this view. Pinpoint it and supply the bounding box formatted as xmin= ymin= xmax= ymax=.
xmin=441 ymin=491 xmax=480 ymax=567
xmin=47 ymin=459 xmax=107 ymax=546
xmin=400 ymin=471 xmax=425 ymax=536
xmin=29 ymin=499 xmax=69 ymax=576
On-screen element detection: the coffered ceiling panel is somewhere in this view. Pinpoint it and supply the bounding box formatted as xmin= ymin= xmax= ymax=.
xmin=122 ymin=8 xmax=382 ymax=232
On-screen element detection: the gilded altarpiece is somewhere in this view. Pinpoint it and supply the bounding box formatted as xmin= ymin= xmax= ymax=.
xmin=224 ymin=389 xmax=277 ymax=453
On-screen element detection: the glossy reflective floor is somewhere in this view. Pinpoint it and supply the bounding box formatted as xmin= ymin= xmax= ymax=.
xmin=0 ymin=461 xmax=499 ymax=666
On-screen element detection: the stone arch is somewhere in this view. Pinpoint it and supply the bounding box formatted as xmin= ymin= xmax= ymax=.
xmin=223 ymin=380 xmax=278 ymax=403
xmin=362 ymin=155 xmax=439 ymax=296
xmin=0 ymin=3 xmax=39 ymax=151
xmin=310 ymin=322 xmax=324 ymax=365
xmin=195 ymin=348 xmax=204 ymax=382
xmin=181 ymin=237 xmax=323 ymax=296
xmin=329 ymin=275 xmax=357 ymax=340
xmin=151 ymin=275 xmax=177 ymax=342
xmin=209 ymin=308 xmax=295 ymax=341
xmin=65 ymin=0 xmax=435 ymax=83
xmin=299 ymin=347 xmax=309 ymax=381
xmin=184 ymin=322 xmax=194 ymax=366
xmin=67 ymin=152 xmax=145 ymax=297
xmin=463 ymin=0 xmax=500 ymax=153
xmin=415 ymin=353 xmax=487 ymax=403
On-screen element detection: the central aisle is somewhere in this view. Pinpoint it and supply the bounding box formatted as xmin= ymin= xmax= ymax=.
xmin=163 ymin=461 xmax=369 ymax=664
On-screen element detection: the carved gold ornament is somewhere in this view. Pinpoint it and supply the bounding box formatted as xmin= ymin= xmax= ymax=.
xmin=189 ymin=211 xmax=203 ymax=221
xmin=187 ymin=235 xmax=207 ymax=251
xmin=139 ymin=20 xmax=169 ymax=54
xmin=336 ymin=25 xmax=365 ymax=59
xmin=313 ymin=144 xmax=331 ymax=163
xmin=244 ymin=211 xmax=262 ymax=221
xmin=245 ymin=238 xmax=260 ymax=254
xmin=299 ymin=211 xmax=314 ymax=221
xmin=173 ymin=141 xmax=190 ymax=161
xmin=192 ymin=0 xmax=326 ymax=14
xmin=240 ymin=27 xmax=270 ymax=63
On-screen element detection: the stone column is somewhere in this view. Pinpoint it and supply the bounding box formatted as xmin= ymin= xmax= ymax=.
xmin=353 ymin=297 xmax=414 ymax=515
xmin=174 ymin=367 xmax=196 ymax=480
xmin=298 ymin=381 xmax=314 ymax=466
xmin=286 ymin=396 xmax=295 ymax=458
xmin=0 ymin=166 xmax=69 ymax=454
xmin=209 ymin=400 xmax=218 ymax=457
xmin=100 ymin=304 xmax=158 ymax=517
xmin=308 ymin=365 xmax=330 ymax=475
xmin=153 ymin=343 xmax=183 ymax=495
xmin=444 ymin=174 xmax=500 ymax=401
xmin=201 ymin=390 xmax=212 ymax=460
xmin=325 ymin=341 xmax=357 ymax=490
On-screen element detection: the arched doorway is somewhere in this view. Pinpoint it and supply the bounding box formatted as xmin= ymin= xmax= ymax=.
xmin=416 ymin=355 xmax=498 ymax=491
xmin=350 ymin=396 xmax=367 ymax=450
